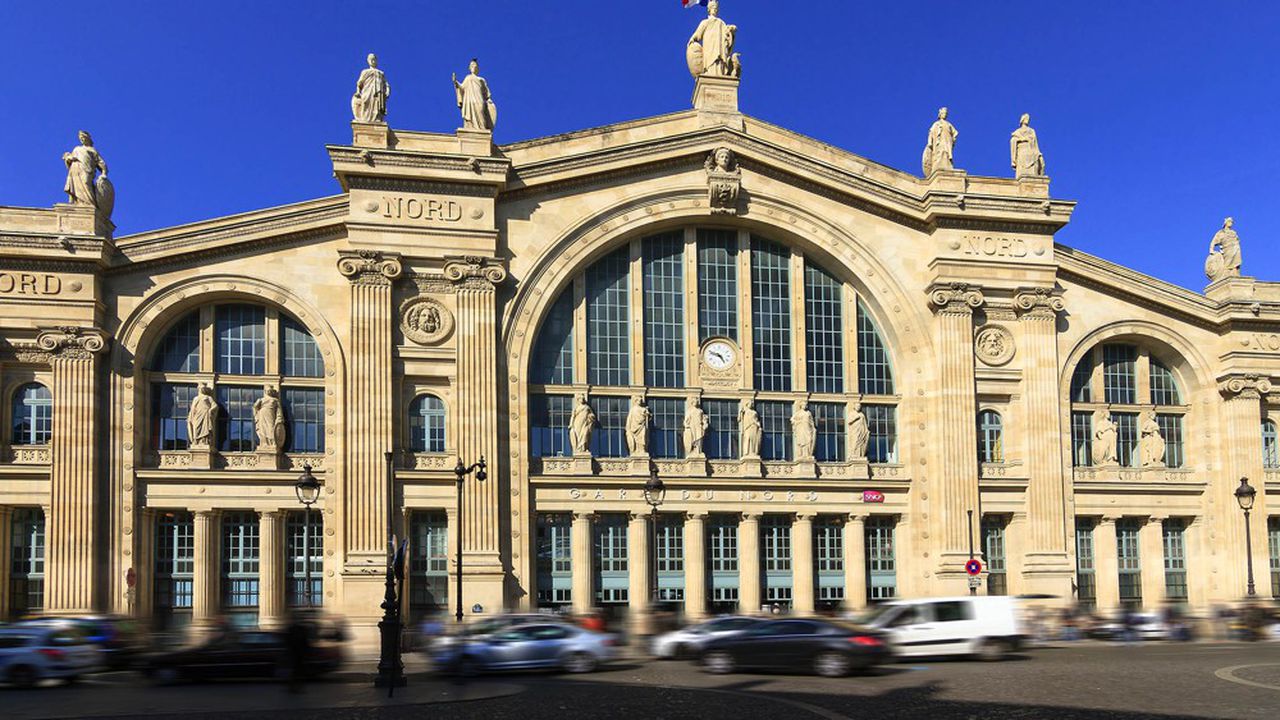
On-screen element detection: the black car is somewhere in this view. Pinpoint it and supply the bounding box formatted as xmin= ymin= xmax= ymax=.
xmin=700 ymin=618 xmax=891 ymax=677
xmin=143 ymin=629 xmax=345 ymax=684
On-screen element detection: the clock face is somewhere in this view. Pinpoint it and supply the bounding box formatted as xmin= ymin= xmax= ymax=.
xmin=702 ymin=340 xmax=737 ymax=371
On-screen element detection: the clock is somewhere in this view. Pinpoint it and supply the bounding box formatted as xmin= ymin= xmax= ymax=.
xmin=702 ymin=339 xmax=738 ymax=371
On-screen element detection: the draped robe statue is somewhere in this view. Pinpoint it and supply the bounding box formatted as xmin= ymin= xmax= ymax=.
xmin=351 ymin=53 xmax=390 ymax=123
xmin=453 ymin=59 xmax=496 ymax=131
xmin=187 ymin=384 xmax=219 ymax=449
xmin=63 ymin=130 xmax=112 ymax=219
xmin=1010 ymin=113 xmax=1045 ymax=178
xmin=1140 ymin=410 xmax=1166 ymax=468
xmin=792 ymin=402 xmax=816 ymax=461
xmin=1092 ymin=410 xmax=1117 ymax=465
xmin=1205 ymin=217 xmax=1242 ymax=282
xmin=922 ymin=107 xmax=958 ymax=176
xmin=847 ymin=401 xmax=870 ymax=460
xmin=253 ymin=386 xmax=286 ymax=450
xmin=687 ymin=0 xmax=740 ymax=77
xmin=569 ymin=393 xmax=596 ymax=455
xmin=739 ymin=398 xmax=762 ymax=458
xmin=683 ymin=396 xmax=710 ymax=457
xmin=625 ymin=395 xmax=651 ymax=456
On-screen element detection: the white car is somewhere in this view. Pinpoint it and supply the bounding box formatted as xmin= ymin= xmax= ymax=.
xmin=651 ymin=616 xmax=762 ymax=659
xmin=0 ymin=626 xmax=101 ymax=688
xmin=852 ymin=596 xmax=1026 ymax=660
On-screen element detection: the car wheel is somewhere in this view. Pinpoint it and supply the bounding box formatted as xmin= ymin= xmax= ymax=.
xmin=151 ymin=666 xmax=181 ymax=685
xmin=814 ymin=651 xmax=850 ymax=678
xmin=703 ymin=651 xmax=735 ymax=675
xmin=976 ymin=638 xmax=1006 ymax=662
xmin=563 ymin=652 xmax=597 ymax=674
xmin=674 ymin=643 xmax=691 ymax=660
xmin=8 ymin=665 xmax=38 ymax=689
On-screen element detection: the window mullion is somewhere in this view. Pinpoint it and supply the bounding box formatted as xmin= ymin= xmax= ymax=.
xmin=629 ymin=239 xmax=645 ymax=387
xmin=1136 ymin=349 xmax=1151 ymax=406
xmin=199 ymin=306 xmax=215 ymax=374
xmin=683 ymin=227 xmax=700 ymax=386
xmin=572 ymin=275 xmax=587 ymax=386
xmin=790 ymin=249 xmax=807 ymax=394
xmin=737 ymin=230 xmax=753 ymax=391
xmin=265 ymin=307 xmax=280 ymax=376
xmin=844 ymin=285 xmax=860 ymax=396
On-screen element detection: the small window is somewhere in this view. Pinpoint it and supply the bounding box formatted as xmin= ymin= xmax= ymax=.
xmin=931 ymin=601 xmax=974 ymax=623
xmin=1263 ymin=420 xmax=1279 ymax=470
xmin=977 ymin=410 xmax=1003 ymax=464
xmin=409 ymin=395 xmax=447 ymax=453
xmin=11 ymin=383 xmax=52 ymax=446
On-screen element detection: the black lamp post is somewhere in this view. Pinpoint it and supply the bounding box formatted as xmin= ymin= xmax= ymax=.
xmin=294 ymin=464 xmax=321 ymax=609
xmin=1234 ymin=477 xmax=1257 ymax=598
xmin=374 ymin=451 xmax=407 ymax=692
xmin=453 ymin=456 xmax=487 ymax=623
xmin=643 ymin=469 xmax=666 ymax=607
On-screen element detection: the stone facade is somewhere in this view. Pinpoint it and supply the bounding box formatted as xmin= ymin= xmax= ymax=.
xmin=2 ymin=38 xmax=1278 ymax=640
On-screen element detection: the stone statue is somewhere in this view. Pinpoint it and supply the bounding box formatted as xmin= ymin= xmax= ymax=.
xmin=704 ymin=147 xmax=741 ymax=215
xmin=739 ymin=398 xmax=762 ymax=459
xmin=253 ymin=386 xmax=286 ymax=450
xmin=1204 ymin=217 xmax=1242 ymax=282
xmin=687 ymin=0 xmax=740 ymax=78
xmin=186 ymin=384 xmax=219 ymax=449
xmin=569 ymin=392 xmax=596 ymax=455
xmin=683 ymin=396 xmax=710 ymax=456
xmin=625 ymin=395 xmax=651 ymax=456
xmin=792 ymin=401 xmax=817 ymax=461
xmin=453 ymin=58 xmax=496 ymax=131
xmin=1091 ymin=410 xmax=1117 ymax=465
xmin=921 ymin=107 xmax=958 ymax=176
xmin=1140 ymin=409 xmax=1166 ymax=468
xmin=351 ymin=53 xmax=390 ymax=123
xmin=847 ymin=400 xmax=870 ymax=460
xmin=1010 ymin=113 xmax=1045 ymax=178
xmin=62 ymin=130 xmax=112 ymax=219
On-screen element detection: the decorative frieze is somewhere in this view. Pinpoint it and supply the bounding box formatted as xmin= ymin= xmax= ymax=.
xmin=336 ymin=249 xmax=402 ymax=285
xmin=8 ymin=445 xmax=51 ymax=465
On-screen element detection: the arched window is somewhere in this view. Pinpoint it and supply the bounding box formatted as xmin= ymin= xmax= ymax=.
xmin=409 ymin=395 xmax=447 ymax=453
xmin=11 ymin=383 xmax=52 ymax=446
xmin=1263 ymin=419 xmax=1279 ymax=469
xmin=977 ymin=410 xmax=1003 ymax=464
xmin=529 ymin=227 xmax=898 ymax=464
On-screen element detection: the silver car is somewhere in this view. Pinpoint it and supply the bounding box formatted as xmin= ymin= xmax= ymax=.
xmin=651 ymin=616 xmax=762 ymax=659
xmin=0 ymin=626 xmax=101 ymax=688
xmin=434 ymin=622 xmax=615 ymax=674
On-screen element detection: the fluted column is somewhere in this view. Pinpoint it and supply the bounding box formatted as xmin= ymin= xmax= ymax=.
xmin=737 ymin=513 xmax=760 ymax=613
xmin=627 ymin=513 xmax=650 ymax=635
xmin=1094 ymin=516 xmax=1120 ymax=612
xmin=337 ymin=251 xmax=402 ymax=559
xmin=134 ymin=509 xmax=157 ymax=619
xmin=571 ymin=512 xmax=593 ymax=614
xmin=1005 ymin=512 xmax=1029 ymax=596
xmin=1139 ymin=516 xmax=1166 ymax=611
xmin=1216 ymin=375 xmax=1270 ymax=601
xmin=259 ymin=511 xmax=284 ymax=629
xmin=192 ymin=510 xmax=221 ymax=626
xmin=683 ymin=513 xmax=707 ymax=621
xmin=37 ymin=327 xmax=108 ymax=613
xmin=844 ymin=514 xmax=867 ymax=610
xmin=0 ymin=506 xmax=12 ymax=617
xmin=791 ymin=514 xmax=815 ymax=614
xmin=926 ymin=284 xmax=984 ymax=581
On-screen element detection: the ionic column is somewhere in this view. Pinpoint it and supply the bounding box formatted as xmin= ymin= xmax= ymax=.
xmin=0 ymin=506 xmax=13 ymax=617
xmin=844 ymin=514 xmax=867 ymax=611
xmin=1216 ymin=375 xmax=1270 ymax=601
xmin=1094 ymin=516 xmax=1120 ymax=612
xmin=258 ymin=511 xmax=284 ymax=629
xmin=791 ymin=514 xmax=815 ymax=614
xmin=627 ymin=513 xmax=651 ymax=636
xmin=926 ymin=284 xmax=984 ymax=580
xmin=37 ymin=327 xmax=108 ymax=613
xmin=192 ymin=510 xmax=221 ymax=627
xmin=571 ymin=512 xmax=593 ymax=614
xmin=683 ymin=513 xmax=707 ymax=621
xmin=737 ymin=513 xmax=761 ymax=613
xmin=336 ymin=251 xmax=402 ymax=560
xmin=1139 ymin=516 xmax=1166 ymax=611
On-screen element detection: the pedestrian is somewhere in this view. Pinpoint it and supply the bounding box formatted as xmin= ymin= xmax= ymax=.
xmin=283 ymin=611 xmax=311 ymax=693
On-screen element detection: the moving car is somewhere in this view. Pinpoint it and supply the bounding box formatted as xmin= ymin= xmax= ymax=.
xmin=1085 ymin=612 xmax=1173 ymax=641
xmin=651 ymin=616 xmax=762 ymax=659
xmin=433 ymin=623 xmax=615 ymax=675
xmin=143 ymin=628 xmax=346 ymax=684
xmin=0 ymin=626 xmax=101 ymax=688
xmin=700 ymin=618 xmax=890 ymax=677
xmin=854 ymin=596 xmax=1026 ymax=660
xmin=424 ymin=612 xmax=572 ymax=654
xmin=17 ymin=615 xmax=149 ymax=670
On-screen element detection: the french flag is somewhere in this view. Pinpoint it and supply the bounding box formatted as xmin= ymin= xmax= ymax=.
xmin=682 ymin=0 xmax=709 ymax=7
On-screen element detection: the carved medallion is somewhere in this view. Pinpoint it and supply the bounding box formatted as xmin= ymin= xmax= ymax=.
xmin=974 ymin=324 xmax=1015 ymax=366
xmin=400 ymin=297 xmax=454 ymax=345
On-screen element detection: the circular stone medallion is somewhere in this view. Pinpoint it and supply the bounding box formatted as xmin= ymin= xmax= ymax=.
xmin=400 ymin=297 xmax=454 ymax=345
xmin=975 ymin=324 xmax=1015 ymax=366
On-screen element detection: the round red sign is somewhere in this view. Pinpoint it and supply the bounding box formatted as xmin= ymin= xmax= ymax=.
xmin=965 ymin=559 xmax=983 ymax=576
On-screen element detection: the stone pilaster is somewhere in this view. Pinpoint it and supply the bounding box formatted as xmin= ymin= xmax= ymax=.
xmin=336 ymin=251 xmax=402 ymax=562
xmin=1215 ymin=375 xmax=1270 ymax=601
xmin=571 ymin=512 xmax=593 ymax=614
xmin=192 ymin=510 xmax=221 ymax=627
xmin=844 ymin=514 xmax=867 ymax=611
xmin=1005 ymin=512 xmax=1028 ymax=597
xmin=926 ymin=284 xmax=984 ymax=585
xmin=134 ymin=509 xmax=156 ymax=619
xmin=737 ymin=513 xmax=760 ymax=613
xmin=1094 ymin=516 xmax=1120 ymax=612
xmin=1139 ymin=516 xmax=1167 ymax=611
xmin=36 ymin=326 xmax=108 ymax=614
xmin=683 ymin=513 xmax=707 ymax=621
xmin=0 ymin=506 xmax=12 ymax=617
xmin=627 ymin=513 xmax=650 ymax=636
xmin=259 ymin=511 xmax=284 ymax=629
xmin=791 ymin=514 xmax=815 ymax=614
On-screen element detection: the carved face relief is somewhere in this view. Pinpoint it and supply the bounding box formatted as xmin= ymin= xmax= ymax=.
xmin=974 ymin=325 xmax=1015 ymax=366
xmin=400 ymin=297 xmax=455 ymax=345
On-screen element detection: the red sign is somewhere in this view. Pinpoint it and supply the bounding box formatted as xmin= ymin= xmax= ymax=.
xmin=965 ymin=559 xmax=983 ymax=576
xmin=862 ymin=490 xmax=884 ymax=503
xmin=125 ymin=567 xmax=136 ymax=588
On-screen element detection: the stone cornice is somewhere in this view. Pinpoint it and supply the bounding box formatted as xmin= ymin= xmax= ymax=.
xmin=337 ymin=250 xmax=403 ymax=286
xmin=928 ymin=282 xmax=986 ymax=314
xmin=36 ymin=326 xmax=109 ymax=359
xmin=1013 ymin=286 xmax=1066 ymax=318
xmin=1055 ymin=244 xmax=1221 ymax=330
xmin=1218 ymin=373 xmax=1273 ymax=399
xmin=444 ymin=255 xmax=508 ymax=290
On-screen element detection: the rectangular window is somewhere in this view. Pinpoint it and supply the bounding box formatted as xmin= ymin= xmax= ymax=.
xmin=1157 ymin=414 xmax=1184 ymax=469
xmin=153 ymin=383 xmax=196 ymax=451
xmin=815 ymin=518 xmax=844 ymax=603
xmin=1102 ymin=344 xmax=1137 ymax=405
xmin=804 ymin=263 xmax=843 ymax=394
xmin=865 ymin=404 xmax=897 ymax=463
xmin=217 ymin=386 xmax=258 ymax=453
xmin=709 ymin=516 xmax=739 ymax=604
xmin=697 ymin=229 xmax=738 ymax=343
xmin=643 ymin=232 xmax=686 ymax=388
xmin=648 ymin=397 xmax=684 ymax=459
xmin=812 ymin=402 xmax=845 ymax=462
xmin=1075 ymin=519 xmax=1096 ymax=610
xmin=221 ymin=512 xmax=260 ymax=621
xmin=530 ymin=395 xmax=573 ymax=458
xmin=1115 ymin=412 xmax=1139 ymax=468
xmin=589 ymin=395 xmax=629 ymax=457
xmin=281 ymin=317 xmax=323 ymax=378
xmin=216 ymin=304 xmax=266 ymax=375
xmin=586 ymin=247 xmax=630 ymax=386
xmin=750 ymin=238 xmax=792 ymax=392
xmin=286 ymin=512 xmax=323 ymax=607
xmin=410 ymin=512 xmax=449 ymax=613
xmin=1117 ymin=519 xmax=1142 ymax=609
xmin=1269 ymin=517 xmax=1280 ymax=600
xmin=536 ymin=513 xmax=573 ymax=606
xmin=857 ymin=304 xmax=894 ymax=395
xmin=1162 ymin=519 xmax=1187 ymax=603
xmin=866 ymin=517 xmax=896 ymax=602
xmin=1071 ymin=412 xmax=1093 ymax=467
xmin=757 ymin=400 xmax=793 ymax=461
xmin=656 ymin=515 xmax=685 ymax=602
xmin=533 ymin=289 xmax=575 ymax=385
xmin=9 ymin=508 xmax=45 ymax=617
xmin=1149 ymin=363 xmax=1180 ymax=406
xmin=594 ymin=515 xmax=629 ymax=604
xmin=1264 ymin=422 xmax=1279 ymax=469
xmin=982 ymin=517 xmax=1008 ymax=596
xmin=282 ymin=387 xmax=324 ymax=453
xmin=703 ymin=399 xmax=740 ymax=460
xmin=762 ymin=516 xmax=793 ymax=605
xmin=154 ymin=512 xmax=194 ymax=626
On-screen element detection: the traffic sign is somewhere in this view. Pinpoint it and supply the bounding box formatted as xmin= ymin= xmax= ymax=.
xmin=965 ymin=558 xmax=983 ymax=576
xmin=968 ymin=576 xmax=981 ymax=589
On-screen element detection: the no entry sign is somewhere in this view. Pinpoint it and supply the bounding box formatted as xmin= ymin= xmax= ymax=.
xmin=965 ymin=559 xmax=983 ymax=576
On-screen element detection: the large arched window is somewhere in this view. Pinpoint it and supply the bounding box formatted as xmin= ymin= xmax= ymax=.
xmin=977 ymin=410 xmax=1003 ymax=464
xmin=1263 ymin=419 xmax=1279 ymax=469
xmin=11 ymin=383 xmax=52 ymax=446
xmin=530 ymin=228 xmax=898 ymax=465
xmin=1068 ymin=342 xmax=1186 ymax=469
xmin=409 ymin=395 xmax=447 ymax=453
xmin=148 ymin=304 xmax=325 ymax=455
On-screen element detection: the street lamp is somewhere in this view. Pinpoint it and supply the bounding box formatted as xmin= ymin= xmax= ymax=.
xmin=1234 ymin=477 xmax=1257 ymax=597
xmin=643 ymin=469 xmax=666 ymax=606
xmin=294 ymin=464 xmax=321 ymax=609
xmin=453 ymin=456 xmax=487 ymax=623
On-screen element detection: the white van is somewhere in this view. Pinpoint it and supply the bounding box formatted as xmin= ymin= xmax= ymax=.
xmin=853 ymin=596 xmax=1027 ymax=660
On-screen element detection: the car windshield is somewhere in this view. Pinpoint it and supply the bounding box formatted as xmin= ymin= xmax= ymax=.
xmin=853 ymin=605 xmax=900 ymax=626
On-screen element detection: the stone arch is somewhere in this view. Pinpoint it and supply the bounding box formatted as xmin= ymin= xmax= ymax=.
xmin=1059 ymin=319 xmax=1213 ymax=403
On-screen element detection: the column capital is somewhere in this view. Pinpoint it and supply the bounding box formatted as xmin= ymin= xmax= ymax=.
xmin=792 ymin=512 xmax=815 ymax=523
xmin=444 ymin=255 xmax=508 ymax=290
xmin=1218 ymin=373 xmax=1273 ymax=399
xmin=847 ymin=512 xmax=869 ymax=524
xmin=738 ymin=511 xmax=761 ymax=522
xmin=337 ymin=249 xmax=403 ymax=285
xmin=572 ymin=511 xmax=595 ymax=522
xmin=36 ymin=326 xmax=109 ymax=359
xmin=685 ymin=511 xmax=709 ymax=522
xmin=1013 ymin=286 xmax=1065 ymax=319
xmin=1099 ymin=515 xmax=1121 ymax=525
xmin=927 ymin=282 xmax=985 ymax=314
xmin=1145 ymin=515 xmax=1168 ymax=525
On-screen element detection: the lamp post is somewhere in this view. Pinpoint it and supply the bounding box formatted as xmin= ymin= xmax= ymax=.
xmin=453 ymin=456 xmax=487 ymax=623
xmin=643 ymin=469 xmax=666 ymax=607
xmin=1234 ymin=477 xmax=1257 ymax=598
xmin=294 ymin=464 xmax=321 ymax=609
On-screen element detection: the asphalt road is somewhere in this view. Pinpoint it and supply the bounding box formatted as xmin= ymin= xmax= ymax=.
xmin=6 ymin=642 xmax=1279 ymax=720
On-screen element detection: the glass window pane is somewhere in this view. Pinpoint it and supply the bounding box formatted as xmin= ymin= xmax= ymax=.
xmin=978 ymin=410 xmax=1003 ymax=464
xmin=1156 ymin=414 xmax=1183 ymax=469
xmin=530 ymin=395 xmax=573 ymax=458
xmin=1102 ymin=344 xmax=1137 ymax=405
xmin=1149 ymin=361 xmax=1181 ymax=405
xmin=750 ymin=238 xmax=792 ymax=392
xmin=866 ymin=517 xmax=896 ymax=602
xmin=410 ymin=511 xmax=449 ymax=612
xmin=1070 ymin=357 xmax=1093 ymax=403
xmin=1071 ymin=412 xmax=1093 ymax=467
xmin=1162 ymin=519 xmax=1187 ymax=602
xmin=154 ymin=512 xmax=194 ymax=620
xmin=152 ymin=311 xmax=201 ymax=373
xmin=533 ymin=288 xmax=575 ymax=385
xmin=11 ymin=383 xmax=52 ymax=446
xmin=643 ymin=232 xmax=686 ymax=387
xmin=10 ymin=508 xmax=46 ymax=615
xmin=286 ymin=512 xmax=323 ymax=607
xmin=221 ymin=512 xmax=260 ymax=616
xmin=1075 ymin=519 xmax=1096 ymax=609
xmin=216 ymin=305 xmax=266 ymax=375
xmin=1117 ymin=519 xmax=1142 ymax=608
xmin=857 ymin=302 xmax=894 ymax=395
xmin=648 ymin=397 xmax=684 ymax=459
xmin=410 ymin=395 xmax=447 ymax=453
xmin=586 ymin=247 xmax=631 ymax=386
xmin=757 ymin=400 xmax=793 ymax=461
xmin=153 ymin=383 xmax=197 ymax=451
xmin=282 ymin=387 xmax=324 ymax=453
xmin=703 ymin=399 xmax=740 ymax=460
xmin=217 ymin=386 xmax=258 ymax=452
xmin=281 ymin=316 xmax=323 ymax=378
xmin=812 ymin=402 xmax=845 ymax=462
xmin=1115 ymin=412 xmax=1138 ymax=467
xmin=1262 ymin=421 xmax=1278 ymax=469
xmin=804 ymin=263 xmax=843 ymax=394
xmin=536 ymin=513 xmax=573 ymax=606
xmin=982 ymin=517 xmax=1007 ymax=596
xmin=589 ymin=396 xmax=629 ymax=457
xmin=697 ymin=229 xmax=738 ymax=343
xmin=865 ymin=405 xmax=897 ymax=463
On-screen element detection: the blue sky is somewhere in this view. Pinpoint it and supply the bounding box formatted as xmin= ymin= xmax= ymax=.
xmin=1 ymin=1 xmax=1276 ymax=291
